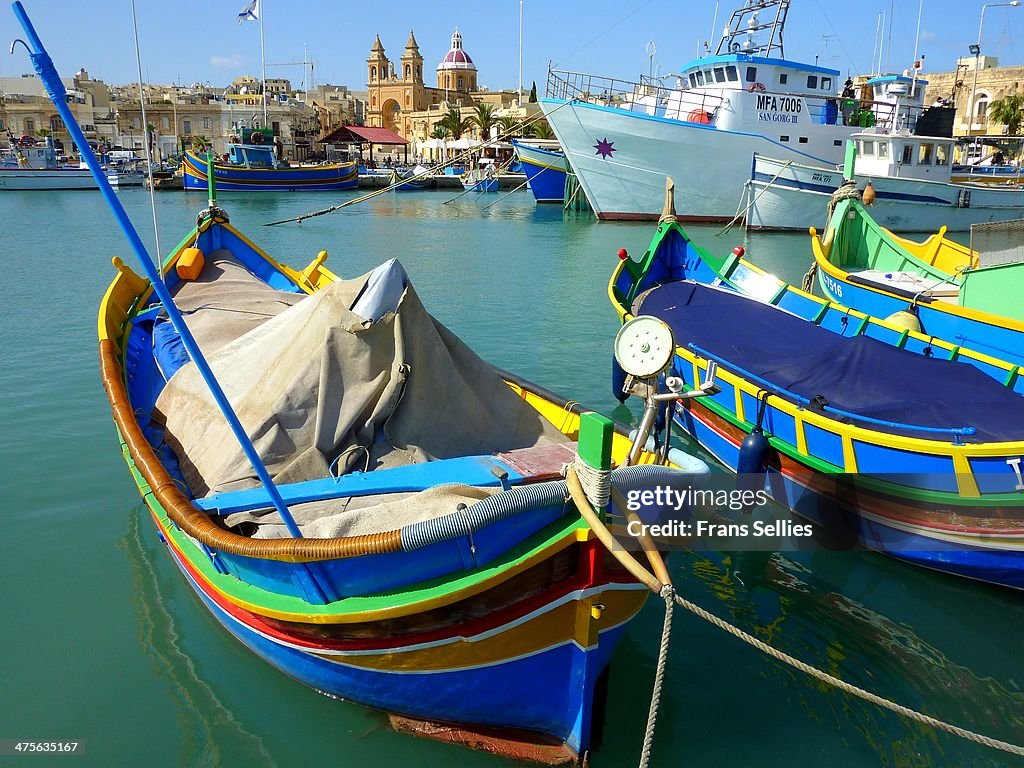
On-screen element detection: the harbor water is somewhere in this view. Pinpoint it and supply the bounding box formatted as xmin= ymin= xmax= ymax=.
xmin=2 ymin=187 xmax=1022 ymax=767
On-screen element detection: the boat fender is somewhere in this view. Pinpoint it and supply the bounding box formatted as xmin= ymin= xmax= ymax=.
xmin=736 ymin=394 xmax=772 ymax=510
xmin=176 ymin=247 xmax=206 ymax=281
xmin=612 ymin=353 xmax=629 ymax=403
xmin=686 ymin=109 xmax=712 ymax=124
xmin=748 ymin=82 xmax=766 ymax=93
xmin=884 ymin=307 xmax=921 ymax=333
xmin=249 ymin=131 xmax=264 ymax=145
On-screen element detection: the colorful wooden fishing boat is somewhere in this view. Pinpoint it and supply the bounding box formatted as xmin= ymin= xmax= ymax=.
xmin=389 ymin=165 xmax=434 ymax=190
xmin=460 ymin=167 xmax=499 ymax=192
xmin=809 ymin=146 xmax=1024 ymax=366
xmin=610 ymin=180 xmax=1024 ymax=589
xmin=182 ymin=132 xmax=358 ymax=192
xmin=17 ymin=5 xmax=705 ymax=760
xmin=511 ymin=139 xmax=567 ymax=204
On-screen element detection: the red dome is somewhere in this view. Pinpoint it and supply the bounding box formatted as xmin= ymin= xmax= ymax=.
xmin=438 ymin=29 xmax=476 ymax=71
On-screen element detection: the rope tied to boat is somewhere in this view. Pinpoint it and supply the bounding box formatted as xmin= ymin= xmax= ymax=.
xmin=569 ymin=453 xmax=612 ymax=508
xmin=827 ymin=178 xmax=861 ymax=220
xmin=562 ymin=466 xmax=1024 ymax=763
xmin=638 ymin=585 xmax=674 ymax=768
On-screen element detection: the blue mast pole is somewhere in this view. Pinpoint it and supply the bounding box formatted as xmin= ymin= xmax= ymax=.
xmin=10 ymin=2 xmax=312 ymax=545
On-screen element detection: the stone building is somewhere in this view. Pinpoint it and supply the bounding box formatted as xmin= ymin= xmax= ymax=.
xmin=0 ymin=69 xmax=113 ymax=151
xmin=924 ymin=56 xmax=1024 ymax=137
xmin=364 ymin=28 xmax=531 ymax=149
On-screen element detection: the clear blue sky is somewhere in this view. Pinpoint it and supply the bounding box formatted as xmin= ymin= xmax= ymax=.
xmin=1 ymin=0 xmax=1021 ymax=92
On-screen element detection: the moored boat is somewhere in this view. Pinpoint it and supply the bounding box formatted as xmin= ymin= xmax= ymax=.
xmin=540 ymin=0 xmax=939 ymax=221
xmin=0 ymin=136 xmax=97 ymax=190
xmin=610 ymin=180 xmax=1024 ymax=589
xmin=747 ymin=84 xmax=1024 ymax=232
xmin=460 ymin=166 xmax=499 ymax=192
xmin=182 ymin=129 xmax=358 ymax=192
xmin=512 ymin=139 xmax=567 ymax=203
xmin=389 ymin=164 xmax=435 ymax=190
xmin=808 ymin=147 xmax=1024 ymax=366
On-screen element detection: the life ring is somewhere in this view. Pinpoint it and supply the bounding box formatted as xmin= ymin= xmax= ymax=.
xmin=248 ymin=131 xmax=264 ymax=145
xmin=687 ymin=109 xmax=711 ymax=125
xmin=748 ymin=82 xmax=766 ymax=93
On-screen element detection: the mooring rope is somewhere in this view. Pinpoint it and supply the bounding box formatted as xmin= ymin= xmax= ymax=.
xmin=637 ymin=588 xmax=1024 ymax=762
xmin=638 ymin=586 xmax=675 ymax=768
xmin=715 ymin=160 xmax=794 ymax=237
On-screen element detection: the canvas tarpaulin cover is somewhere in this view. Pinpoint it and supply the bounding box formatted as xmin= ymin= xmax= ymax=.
xmin=154 ymin=254 xmax=567 ymax=534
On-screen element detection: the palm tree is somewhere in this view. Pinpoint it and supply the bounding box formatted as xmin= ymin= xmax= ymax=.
xmin=437 ymin=107 xmax=471 ymax=140
xmin=497 ymin=116 xmax=520 ymax=139
xmin=527 ymin=120 xmax=555 ymax=140
xmin=989 ymin=94 xmax=1024 ymax=136
xmin=469 ymin=103 xmax=497 ymax=142
xmin=431 ymin=124 xmax=450 ymax=140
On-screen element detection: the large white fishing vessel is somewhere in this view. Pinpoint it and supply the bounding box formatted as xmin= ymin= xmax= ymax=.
xmin=539 ymin=0 xmax=923 ymax=222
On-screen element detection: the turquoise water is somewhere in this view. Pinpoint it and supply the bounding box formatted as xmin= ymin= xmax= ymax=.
xmin=1 ymin=187 xmax=1022 ymax=767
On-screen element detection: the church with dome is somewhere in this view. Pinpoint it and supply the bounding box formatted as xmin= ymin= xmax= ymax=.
xmin=365 ymin=28 xmax=529 ymax=147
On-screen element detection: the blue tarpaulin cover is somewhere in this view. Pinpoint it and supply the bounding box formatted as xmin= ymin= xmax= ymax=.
xmin=638 ymin=280 xmax=1024 ymax=443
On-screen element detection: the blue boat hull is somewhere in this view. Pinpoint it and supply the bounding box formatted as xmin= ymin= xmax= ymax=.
xmin=677 ymin=392 xmax=1024 ymax=590
xmin=182 ymin=152 xmax=358 ymax=192
xmin=513 ymin=141 xmax=567 ymax=203
xmin=816 ymin=270 xmax=1024 ymax=367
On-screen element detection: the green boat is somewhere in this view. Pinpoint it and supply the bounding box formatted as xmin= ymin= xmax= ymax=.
xmin=810 ymin=144 xmax=1024 ymax=365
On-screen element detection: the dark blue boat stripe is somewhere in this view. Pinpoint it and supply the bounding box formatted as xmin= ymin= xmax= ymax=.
xmin=751 ymin=171 xmax=952 ymax=205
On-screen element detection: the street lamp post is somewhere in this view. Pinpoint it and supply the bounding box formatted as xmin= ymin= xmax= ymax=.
xmin=970 ymin=1 xmax=1021 ymax=162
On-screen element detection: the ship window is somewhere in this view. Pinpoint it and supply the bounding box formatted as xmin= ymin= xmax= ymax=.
xmin=726 ymin=66 xmax=738 ymax=81
xmin=746 ymin=66 xmax=757 ymax=83
xmin=807 ymin=75 xmax=818 ymax=89
xmin=689 ymin=73 xmax=697 ymax=87
xmin=704 ymin=70 xmax=714 ymax=84
xmin=780 ymin=135 xmax=789 ymax=142
xmin=714 ymin=67 xmax=726 ymax=83
xmin=901 ymin=144 xmax=913 ymax=165
xmin=822 ymin=77 xmax=832 ymax=90
xmin=918 ymin=143 xmax=934 ymax=165
xmin=834 ymin=140 xmax=842 ymax=146
xmin=779 ymin=73 xmax=788 ymax=85
xmin=862 ymin=140 xmax=875 ymax=156
xmin=798 ymin=136 xmax=808 ymax=144
xmin=878 ymin=142 xmax=889 ymax=159
xmin=936 ymin=144 xmax=949 ymax=165
xmin=696 ymin=71 xmax=705 ymax=86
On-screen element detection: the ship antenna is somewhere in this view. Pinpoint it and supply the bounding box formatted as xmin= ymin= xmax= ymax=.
xmin=130 ymin=0 xmax=163 ymax=277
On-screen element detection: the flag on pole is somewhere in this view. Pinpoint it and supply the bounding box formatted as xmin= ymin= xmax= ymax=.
xmin=236 ymin=0 xmax=259 ymax=23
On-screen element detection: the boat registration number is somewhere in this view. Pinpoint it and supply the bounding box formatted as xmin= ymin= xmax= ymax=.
xmin=756 ymin=94 xmax=802 ymax=124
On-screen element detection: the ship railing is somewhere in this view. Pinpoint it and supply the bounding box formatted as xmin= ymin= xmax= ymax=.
xmin=748 ymin=87 xmax=924 ymax=131
xmin=546 ymin=68 xmax=725 ymax=121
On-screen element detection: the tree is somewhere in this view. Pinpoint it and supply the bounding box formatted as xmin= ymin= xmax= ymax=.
xmin=437 ymin=106 xmax=471 ymax=140
xmin=527 ymin=120 xmax=554 ymax=140
xmin=470 ymin=103 xmax=497 ymax=142
xmin=529 ymin=81 xmax=538 ymax=103
xmin=498 ymin=115 xmax=520 ymax=138
xmin=989 ymin=93 xmax=1024 ymax=136
xmin=431 ymin=123 xmax=450 ymax=140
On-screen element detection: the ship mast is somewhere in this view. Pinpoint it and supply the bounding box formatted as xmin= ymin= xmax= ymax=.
xmin=716 ymin=0 xmax=790 ymax=58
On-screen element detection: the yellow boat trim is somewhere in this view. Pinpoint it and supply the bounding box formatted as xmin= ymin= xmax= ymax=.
xmin=306 ymin=588 xmax=646 ymax=671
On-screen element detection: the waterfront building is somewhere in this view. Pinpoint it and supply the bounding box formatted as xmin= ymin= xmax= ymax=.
xmin=925 ymin=57 xmax=1024 ymax=139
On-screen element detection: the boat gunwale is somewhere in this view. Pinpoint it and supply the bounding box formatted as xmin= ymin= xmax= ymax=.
xmin=811 ymin=197 xmax=1024 ymax=335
